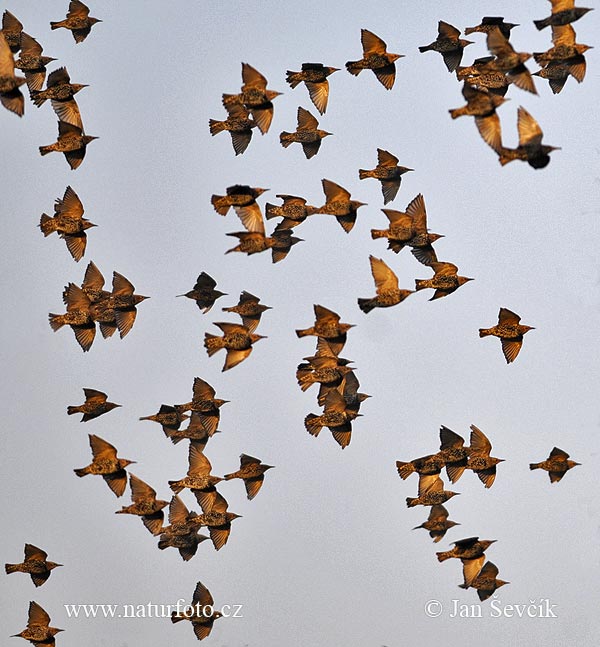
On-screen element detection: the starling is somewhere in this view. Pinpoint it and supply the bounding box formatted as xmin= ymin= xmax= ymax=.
xmin=437 ymin=425 xmax=470 ymax=483
xmin=265 ymin=194 xmax=317 ymax=231
xmin=338 ymin=369 xmax=371 ymax=414
xmin=449 ymin=81 xmax=507 ymax=152
xmin=139 ymin=404 xmax=189 ymax=436
xmin=5 ymin=544 xmax=62 ymax=587
xmin=50 ymin=0 xmax=102 ymax=43
xmin=168 ymin=440 xmax=223 ymax=509
xmin=413 ymin=504 xmax=460 ymax=543
xmin=39 ymin=185 xmax=96 ymax=261
xmin=358 ymin=255 xmax=414 ymax=314
xmin=396 ymin=453 xmax=446 ymax=480
xmin=305 ymin=388 xmax=360 ymax=449
xmin=171 ymin=581 xmax=223 ymax=640
xmin=167 ymin=412 xmax=219 ymax=447
xmin=223 ymin=62 xmax=282 ymax=134
xmin=67 ymin=388 xmax=121 ymax=422
xmin=93 ymin=271 xmax=149 ymax=338
xmin=286 ymin=62 xmax=339 ymax=114
xmin=419 ymin=21 xmax=473 ymax=72
xmin=406 ymin=474 xmax=460 ymax=507
xmin=39 ymin=120 xmax=98 ymax=170
xmin=14 ymin=33 xmax=56 ymax=93
xmin=211 ymin=184 xmax=268 ymax=227
xmin=177 ymin=272 xmax=226 ymax=314
xmin=437 ymin=536 xmax=496 ymax=561
xmin=2 ymin=10 xmax=23 ymax=53
xmin=226 ymin=227 xmax=302 ymax=263
xmin=189 ymin=490 xmax=242 ymax=551
xmin=30 ymin=66 xmax=87 ymax=130
xmin=158 ymin=496 xmax=209 ymax=560
xmin=158 ymin=528 xmax=209 ymax=561
xmin=464 ymin=16 xmax=519 ymax=39
xmin=78 ymin=260 xmax=109 ymax=303
xmin=48 ymin=282 xmax=96 ymax=352
xmin=530 ymin=447 xmax=581 ymax=482
xmin=534 ymin=0 xmax=593 ymax=30
xmin=456 ymin=56 xmax=510 ymax=96
xmin=74 ymin=434 xmax=135 ymax=497
xmin=415 ymin=261 xmax=474 ymax=300
xmin=222 ymin=291 xmax=271 ymax=333
xmin=0 ymin=31 xmax=26 ymax=117
xmin=296 ymin=304 xmax=354 ymax=356
xmin=479 ymin=307 xmax=534 ymax=363
xmin=358 ymin=148 xmax=413 ymax=204
xmin=459 ymin=560 xmax=509 ymax=600
xmin=534 ymin=24 xmax=592 ymax=67
xmin=115 ymin=473 xmax=169 ymax=535
xmin=11 ymin=601 xmax=63 ymax=646
xmin=296 ymin=356 xmax=354 ymax=406
xmin=312 ymin=178 xmax=367 ymax=233
xmin=346 ymin=29 xmax=404 ymax=90
xmin=280 ymin=106 xmax=331 ymax=159
xmin=486 ymin=27 xmax=537 ymax=94
xmin=466 ymin=425 xmax=504 ymax=488
xmin=174 ymin=376 xmax=229 ymax=436
xmin=209 ymin=99 xmax=257 ymax=155
xmin=224 ymin=454 xmax=274 ymax=500
xmin=204 ymin=322 xmax=266 ymax=371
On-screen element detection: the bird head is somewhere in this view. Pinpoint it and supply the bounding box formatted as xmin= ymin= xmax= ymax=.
xmin=72 ymin=83 xmax=89 ymax=94
xmin=458 ymin=276 xmax=475 ymax=286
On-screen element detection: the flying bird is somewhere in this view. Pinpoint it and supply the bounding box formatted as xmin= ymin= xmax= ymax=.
xmin=174 ymin=376 xmax=229 ymax=436
xmin=419 ymin=21 xmax=473 ymax=72
xmin=115 ymin=473 xmax=169 ymax=536
xmin=14 ymin=33 xmax=56 ymax=93
xmin=415 ymin=261 xmax=474 ymax=300
xmin=406 ymin=474 xmax=460 ymax=507
xmin=396 ymin=453 xmax=446 ymax=480
xmin=466 ymin=425 xmax=504 ymax=488
xmin=358 ymin=148 xmax=413 ymax=204
xmin=11 ymin=601 xmax=63 ymax=646
xmin=39 ymin=120 xmax=98 ymax=170
xmin=48 ymin=282 xmax=96 ymax=352
xmin=204 ymin=322 xmax=266 ymax=371
xmin=171 ymin=581 xmax=223 ymax=640
xmin=456 ymin=56 xmax=510 ymax=96
xmin=224 ymin=454 xmax=274 ymax=500
xmin=312 ymin=178 xmax=367 ymax=233
xmin=67 ymin=388 xmax=121 ymax=421
xmin=464 ymin=16 xmax=519 ymax=39
xmin=209 ymin=99 xmax=257 ymax=155
xmin=534 ymin=0 xmax=593 ymax=30
xmin=139 ymin=404 xmax=189 ymax=436
xmin=177 ymin=272 xmax=226 ymax=313
xmin=358 ymin=255 xmax=414 ymax=313
xmin=296 ymin=304 xmax=354 ymax=356
xmin=30 ymin=66 xmax=87 ymax=130
xmin=0 ymin=31 xmax=26 ymax=116
xmin=479 ymin=307 xmax=534 ymax=363
xmin=346 ymin=29 xmax=404 ymax=90
xmin=286 ymin=62 xmax=338 ymax=114
xmin=2 ymin=10 xmax=23 ymax=53
xmin=189 ymin=490 xmax=242 ymax=550
xmin=265 ymin=193 xmax=317 ymax=231
xmin=486 ymin=27 xmax=537 ymax=94
xmin=50 ymin=0 xmax=102 ymax=43
xmin=211 ymin=184 xmax=268 ymax=225
xmin=437 ymin=425 xmax=470 ymax=483
xmin=74 ymin=434 xmax=135 ymax=497
xmin=279 ymin=106 xmax=331 ymax=159
xmin=5 ymin=544 xmax=62 ymax=587
xmin=459 ymin=560 xmax=509 ymax=600
xmin=530 ymin=447 xmax=581 ymax=482
xmin=305 ymin=388 xmax=361 ymax=449
xmin=157 ymin=496 xmax=209 ymax=561
xmin=222 ymin=291 xmax=271 ymax=333
xmin=413 ymin=504 xmax=460 ymax=543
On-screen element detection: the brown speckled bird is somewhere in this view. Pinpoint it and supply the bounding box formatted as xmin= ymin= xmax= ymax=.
xmin=74 ymin=434 xmax=135 ymax=497
xmin=177 ymin=272 xmax=226 ymax=314
xmin=486 ymin=27 xmax=537 ymax=94
xmin=30 ymin=66 xmax=87 ymax=129
xmin=419 ymin=21 xmax=473 ymax=72
xmin=189 ymin=490 xmax=242 ymax=551
xmin=413 ymin=504 xmax=460 ymax=543
xmin=168 ymin=440 xmax=223 ymax=509
xmin=305 ymin=389 xmax=361 ymax=449
xmin=437 ymin=536 xmax=496 ymax=586
xmin=265 ymin=193 xmax=317 ymax=231
xmin=139 ymin=404 xmax=189 ymax=436
xmin=479 ymin=307 xmax=534 ymax=363
xmin=204 ymin=322 xmax=266 ymax=371
xmin=459 ymin=560 xmax=509 ymax=600
xmin=222 ymin=291 xmax=271 ymax=333
xmin=396 ymin=453 xmax=446 ymax=480
xmin=286 ymin=62 xmax=339 ymax=114
xmin=534 ymin=0 xmax=593 ymax=30
xmin=465 ymin=16 xmax=519 ymax=39
xmin=358 ymin=148 xmax=413 ymax=204
xmin=358 ymin=255 xmax=414 ymax=314
xmin=2 ymin=10 xmax=23 ymax=53
xmin=175 ymin=376 xmax=229 ymax=436
xmin=346 ymin=29 xmax=404 ymax=90
xmin=11 ymin=601 xmax=63 ymax=645
xmin=209 ymin=99 xmax=257 ymax=155
xmin=415 ymin=261 xmax=474 ymax=300
xmin=5 ymin=545 xmax=62 ymax=587
xmin=0 ymin=31 xmax=26 ymax=116
xmin=466 ymin=425 xmax=504 ymax=488
xmin=456 ymin=56 xmax=510 ymax=96
xmin=50 ymin=0 xmax=102 ymax=43
xmin=115 ymin=473 xmax=169 ymax=535
xmin=224 ymin=454 xmax=274 ymax=500
xmin=211 ymin=184 xmax=268 ymax=230
xmin=39 ymin=120 xmax=98 ymax=170
xmin=296 ymin=304 xmax=354 ymax=356
xmin=530 ymin=447 xmax=580 ymax=482
xmin=171 ymin=581 xmax=223 ymax=640
xmin=48 ymin=282 xmax=96 ymax=352
xmin=437 ymin=425 xmax=470 ymax=483
xmin=14 ymin=33 xmax=56 ymax=93
xmin=280 ymin=106 xmax=331 ymax=159
xmin=157 ymin=496 xmax=209 ymax=561
xmin=166 ymin=412 xmax=218 ymax=447
xmin=312 ymin=179 xmax=367 ymax=233
xmin=67 ymin=388 xmax=120 ymax=421
xmin=406 ymin=474 xmax=460 ymax=507
xmin=296 ymin=355 xmax=354 ymax=406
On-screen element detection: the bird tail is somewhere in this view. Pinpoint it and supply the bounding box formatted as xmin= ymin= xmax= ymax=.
xmin=406 ymin=497 xmax=418 ymax=507
xmin=415 ymin=279 xmax=428 ymax=291
xmin=436 ymin=551 xmax=452 ymax=562
xmin=396 ymin=461 xmax=414 ymax=480
xmin=209 ymin=119 xmax=225 ymax=136
xmin=204 ymin=333 xmax=223 ymax=356
xmin=304 ymin=414 xmax=323 ymax=437
xmin=4 ymin=563 xmax=19 ymax=574
xmin=39 ymin=213 xmax=55 ymax=236
xmin=345 ymin=62 xmax=361 ymax=76
xmin=478 ymin=328 xmax=492 ymax=338
xmin=533 ymin=17 xmax=550 ymax=30
xmin=171 ymin=612 xmax=185 ymax=623
xmin=30 ymin=90 xmax=47 ymax=107
xmin=358 ymin=169 xmax=372 ymax=180
xmin=167 ymin=481 xmax=183 ymax=494
xmin=223 ymin=472 xmax=236 ymax=480
xmin=370 ymin=229 xmax=388 ymax=240
xmin=285 ymin=71 xmax=302 ymax=88
xmin=279 ymin=132 xmax=293 ymax=148
xmin=66 ymin=406 xmax=81 ymax=416
xmin=296 ymin=369 xmax=314 ymax=391
xmin=418 ymin=45 xmax=432 ymax=53
xmin=295 ymin=328 xmax=311 ymax=338
xmin=50 ymin=21 xmax=62 ymax=30
xmin=463 ymin=27 xmax=476 ymax=35
xmin=449 ymin=108 xmax=465 ymax=120
xmin=264 ymin=203 xmax=281 ymax=220
xmin=48 ymin=314 xmax=65 ymax=331
xmin=74 ymin=467 xmax=88 ymax=478
xmin=39 ymin=145 xmax=53 ymax=156
xmin=529 ymin=463 xmax=541 ymax=470
xmin=210 ymin=194 xmax=229 ymax=216
xmin=357 ymin=298 xmax=376 ymax=314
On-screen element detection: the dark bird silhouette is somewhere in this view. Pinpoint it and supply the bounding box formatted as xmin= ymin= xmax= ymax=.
xmin=486 ymin=27 xmax=537 ymax=94
xmin=437 ymin=426 xmax=470 ymax=483
xmin=466 ymin=425 xmax=504 ymax=488
xmin=265 ymin=194 xmax=317 ymax=231
xmin=209 ymin=99 xmax=257 ymax=155
xmin=530 ymin=447 xmax=580 ymax=482
xmin=465 ymin=16 xmax=519 ymax=39
xmin=449 ymin=81 xmax=507 ymax=152
xmin=2 ymin=10 xmax=23 ymax=53
xmin=459 ymin=561 xmax=509 ymax=600
xmin=312 ymin=178 xmax=367 ymax=233
xmin=413 ymin=504 xmax=460 ymax=543
xmin=346 ymin=29 xmax=404 ymax=90
xmin=139 ymin=404 xmax=189 ymax=436
xmin=190 ymin=490 xmax=242 ymax=551
xmin=419 ymin=21 xmax=473 ymax=72
xmin=177 ymin=272 xmax=226 ymax=313
xmin=296 ymin=304 xmax=354 ymax=356
xmin=280 ymin=106 xmax=331 ymax=159
xmin=223 ymin=62 xmax=282 ymax=134
xmin=534 ymin=0 xmax=593 ymax=30
xmin=168 ymin=440 xmax=223 ymax=509
xmin=497 ymin=106 xmax=560 ymax=168
xmin=39 ymin=185 xmax=96 ymax=261
xmin=5 ymin=544 xmax=62 ymax=587
xmin=358 ymin=255 xmax=414 ymax=313
xmin=204 ymin=322 xmax=266 ymax=371
xmin=222 ymin=291 xmax=271 ymax=333
xmin=171 ymin=581 xmax=223 ymax=640
xmin=48 ymin=282 xmax=96 ymax=352
xmin=50 ymin=0 xmax=102 ymax=43
xmin=74 ymin=434 xmax=135 ymax=497
xmin=406 ymin=474 xmax=460 ymax=507
xmin=39 ymin=120 xmax=98 ymax=170
xmin=305 ymin=389 xmax=360 ymax=449
xmin=0 ymin=31 xmax=26 ymax=116
xmin=479 ymin=307 xmax=534 ymax=363
xmin=396 ymin=453 xmax=446 ymax=480
xmin=14 ymin=33 xmax=56 ymax=93
xmin=224 ymin=454 xmax=274 ymax=500
xmin=67 ymin=388 xmax=121 ymax=421
xmin=286 ymin=62 xmax=339 ymax=114
xmin=158 ymin=496 xmax=209 ymax=561
xmin=11 ymin=601 xmax=63 ymax=645
xmin=30 ymin=66 xmax=87 ymax=129
xmin=115 ymin=473 xmax=169 ymax=535
xmin=415 ymin=261 xmax=474 ymax=300
xmin=358 ymin=148 xmax=413 ymax=204
xmin=175 ymin=377 xmax=229 ymax=436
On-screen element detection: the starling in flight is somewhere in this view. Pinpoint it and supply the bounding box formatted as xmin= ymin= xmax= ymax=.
xmin=204 ymin=322 xmax=266 ymax=371
xmin=158 ymin=496 xmax=209 ymax=561
xmin=419 ymin=21 xmax=473 ymax=72
xmin=437 ymin=425 xmax=470 ymax=483
xmin=436 ymin=536 xmax=496 ymax=561
xmin=413 ymin=503 xmax=460 ymax=543
xmin=312 ymin=178 xmax=367 ymax=233
xmin=224 ymin=454 xmax=274 ymax=500
xmin=286 ymin=62 xmax=339 ymax=114
xmin=175 ymin=376 xmax=229 ymax=436
xmin=11 ymin=601 xmax=63 ymax=646
xmin=140 ymin=404 xmax=189 ymax=437
xmin=464 ymin=16 xmax=519 ymax=39
xmin=486 ymin=27 xmax=537 ymax=94
xmin=296 ymin=304 xmax=354 ymax=356
xmin=209 ymin=99 xmax=257 ymax=156
xmin=0 ymin=31 xmax=26 ymax=117
xmin=30 ymin=66 xmax=87 ymax=130
xmin=5 ymin=544 xmax=62 ymax=587
xmin=459 ymin=560 xmax=509 ymax=600
xmin=115 ymin=473 xmax=169 ymax=535
xmin=211 ymin=184 xmax=267 ymax=225
xmin=39 ymin=120 xmax=98 ymax=170
xmin=177 ymin=272 xmax=226 ymax=314
xmin=74 ymin=434 xmax=135 ymax=497
xmin=358 ymin=255 xmax=414 ymax=314
xmin=396 ymin=453 xmax=446 ymax=480
xmin=67 ymin=388 xmax=121 ymax=422
xmin=358 ymin=148 xmax=413 ymax=204
xmin=406 ymin=474 xmax=460 ymax=507
xmin=466 ymin=425 xmax=504 ymax=488
xmin=479 ymin=307 xmax=534 ymax=363
xmin=279 ymin=106 xmax=332 ymax=159
xmin=171 ymin=581 xmax=223 ymax=641
xmin=265 ymin=193 xmax=317 ymax=231
xmin=305 ymin=388 xmax=360 ymax=449
xmin=346 ymin=29 xmax=404 ymax=90
xmin=14 ymin=33 xmax=56 ymax=93
xmin=168 ymin=440 xmax=223 ymax=509
xmin=49 ymin=282 xmax=96 ymax=352
xmin=50 ymin=0 xmax=102 ymax=43
xmin=190 ymin=490 xmax=242 ymax=551
xmin=534 ymin=0 xmax=593 ymax=30
xmin=222 ymin=291 xmax=271 ymax=333
xmin=415 ymin=261 xmax=474 ymax=300
xmin=456 ymin=56 xmax=510 ymax=96
xmin=530 ymin=447 xmax=581 ymax=482
xmin=2 ymin=10 xmax=23 ymax=53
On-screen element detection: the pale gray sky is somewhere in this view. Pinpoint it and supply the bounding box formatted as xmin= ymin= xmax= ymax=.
xmin=2 ymin=1 xmax=599 ymax=645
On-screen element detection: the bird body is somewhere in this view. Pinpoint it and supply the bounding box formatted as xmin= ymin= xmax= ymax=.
xmin=534 ymin=1 xmax=593 ymax=30
xmin=39 ymin=121 xmax=97 ymax=170
xmin=209 ymin=100 xmax=257 ymax=155
xmin=286 ymin=62 xmax=338 ymax=113
xmin=12 ymin=601 xmax=63 ymax=645
xmin=312 ymin=179 xmax=366 ymax=233
xmin=415 ymin=262 xmax=473 ymax=300
xmin=204 ymin=322 xmax=265 ymax=371
xmin=359 ymin=148 xmax=412 ymax=204
xmin=479 ymin=307 xmax=534 ymax=363
xmin=74 ymin=434 xmax=135 ymax=496
xmin=419 ymin=21 xmax=473 ymax=72
xmin=346 ymin=29 xmax=403 ymax=89
xmin=5 ymin=544 xmax=62 ymax=587
xmin=358 ymin=255 xmax=414 ymax=313
xmin=530 ymin=447 xmax=580 ymax=482
xmin=460 ymin=561 xmax=509 ymax=600
xmin=67 ymin=387 xmax=120 ymax=421
xmin=280 ymin=106 xmax=331 ymax=159
xmin=413 ymin=504 xmax=459 ymax=542
xmin=171 ymin=581 xmax=222 ymax=640
xmin=406 ymin=474 xmax=459 ymax=507
xmin=50 ymin=0 xmax=102 ymax=43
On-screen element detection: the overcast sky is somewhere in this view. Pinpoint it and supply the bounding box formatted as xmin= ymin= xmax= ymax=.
xmin=2 ymin=1 xmax=599 ymax=645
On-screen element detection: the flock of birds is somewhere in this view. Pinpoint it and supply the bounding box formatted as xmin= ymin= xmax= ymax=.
xmin=3 ymin=0 xmax=591 ymax=643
